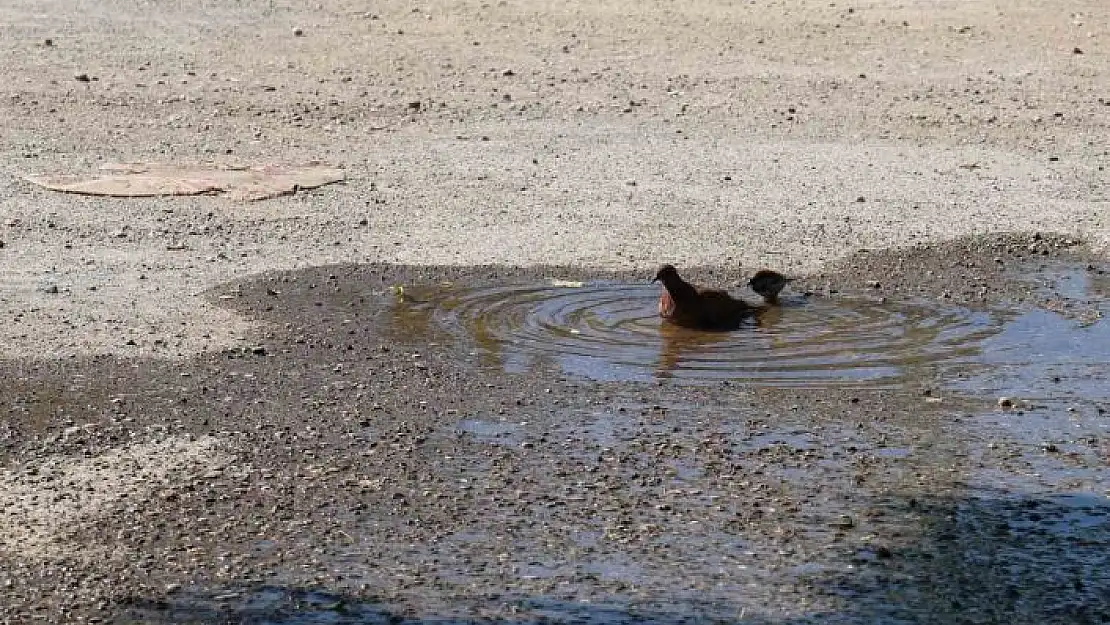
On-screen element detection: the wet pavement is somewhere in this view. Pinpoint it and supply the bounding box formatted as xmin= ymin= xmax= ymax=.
xmin=2 ymin=235 xmax=1108 ymax=624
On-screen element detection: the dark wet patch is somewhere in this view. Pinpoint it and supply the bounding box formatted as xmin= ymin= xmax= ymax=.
xmin=795 ymin=492 xmax=1110 ymax=625
xmin=225 ymin=245 xmax=1109 ymax=400
xmin=3 ymin=233 xmax=1109 ymax=624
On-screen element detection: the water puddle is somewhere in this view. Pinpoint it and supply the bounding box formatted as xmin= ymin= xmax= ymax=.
xmin=950 ymin=263 xmax=1110 ymax=405
xmin=395 ymin=281 xmax=1008 ymax=387
xmin=454 ymin=418 xmax=524 ymax=446
xmin=384 ymin=262 xmax=1110 ymax=399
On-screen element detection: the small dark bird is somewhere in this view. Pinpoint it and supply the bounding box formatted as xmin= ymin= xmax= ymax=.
xmin=653 ymin=264 xmax=755 ymax=330
xmin=748 ymin=269 xmax=794 ymax=304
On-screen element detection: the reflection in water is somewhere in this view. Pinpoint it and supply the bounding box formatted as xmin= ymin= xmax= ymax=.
xmin=654 ymin=307 xmax=787 ymax=378
xmin=384 ymin=286 xmax=435 ymax=344
xmin=389 ymin=280 xmax=1010 ymax=387
xmin=952 ymin=308 xmax=1110 ymax=403
xmin=952 ymin=265 xmax=1110 ymax=404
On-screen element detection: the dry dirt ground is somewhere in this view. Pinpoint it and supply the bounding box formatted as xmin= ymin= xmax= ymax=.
xmin=1 ymin=0 xmax=1109 ymax=623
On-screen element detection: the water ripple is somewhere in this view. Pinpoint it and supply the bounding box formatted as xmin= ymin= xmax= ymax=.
xmin=402 ymin=281 xmax=1007 ymax=386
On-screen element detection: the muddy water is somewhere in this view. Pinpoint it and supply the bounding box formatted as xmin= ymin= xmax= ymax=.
xmin=395 ymin=281 xmax=1008 ymax=386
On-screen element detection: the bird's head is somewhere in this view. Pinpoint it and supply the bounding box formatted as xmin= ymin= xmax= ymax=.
xmin=652 ymin=264 xmax=679 ymax=283
xmin=748 ymin=269 xmax=793 ymax=288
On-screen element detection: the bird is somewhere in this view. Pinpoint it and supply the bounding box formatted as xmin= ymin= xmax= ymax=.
xmin=747 ymin=269 xmax=794 ymax=304
xmin=653 ymin=264 xmax=756 ymax=330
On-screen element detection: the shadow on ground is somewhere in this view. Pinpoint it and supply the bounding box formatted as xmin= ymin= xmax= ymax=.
xmin=119 ymin=490 xmax=1110 ymax=624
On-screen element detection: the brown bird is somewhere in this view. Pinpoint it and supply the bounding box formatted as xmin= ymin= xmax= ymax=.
xmin=653 ymin=264 xmax=756 ymax=330
xmin=748 ymin=269 xmax=794 ymax=304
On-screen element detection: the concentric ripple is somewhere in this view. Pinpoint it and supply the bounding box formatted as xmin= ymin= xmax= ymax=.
xmin=403 ymin=281 xmax=1008 ymax=386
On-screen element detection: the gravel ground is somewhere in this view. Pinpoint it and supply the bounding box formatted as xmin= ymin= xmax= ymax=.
xmin=2 ymin=238 xmax=1108 ymax=623
xmin=1 ymin=0 xmax=1108 ymax=359
xmin=1 ymin=0 xmax=1109 ymax=623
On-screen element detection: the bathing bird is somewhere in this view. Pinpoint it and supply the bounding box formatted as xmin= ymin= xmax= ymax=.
xmin=747 ymin=269 xmax=794 ymax=304
xmin=653 ymin=264 xmax=756 ymax=330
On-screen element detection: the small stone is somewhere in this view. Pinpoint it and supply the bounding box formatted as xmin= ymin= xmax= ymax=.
xmin=43 ymin=38 xmax=54 ymax=47
xmin=856 ymin=196 xmax=866 ymax=203
xmin=1073 ymin=47 xmax=1083 ymax=54
xmin=501 ymin=68 xmax=515 ymax=76
xmin=997 ymin=397 xmax=1015 ymax=410
xmin=407 ymin=101 xmax=421 ymax=111
xmin=1043 ymin=443 xmax=1059 ymax=453
xmin=293 ymin=27 xmax=304 ymax=36
xmin=75 ymin=73 xmax=91 ymax=82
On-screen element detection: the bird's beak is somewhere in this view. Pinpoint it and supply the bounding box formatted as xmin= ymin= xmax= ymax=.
xmin=651 ymin=276 xmax=659 ymax=283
